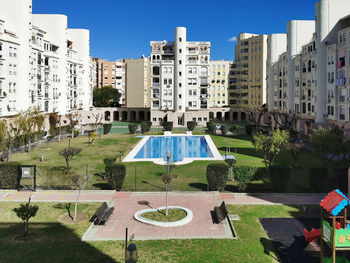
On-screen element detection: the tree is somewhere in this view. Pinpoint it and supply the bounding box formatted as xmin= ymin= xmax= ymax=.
xmin=93 ymin=86 xmax=121 ymax=107
xmin=59 ymin=147 xmax=82 ymax=170
xmin=66 ymin=112 xmax=81 ymax=138
xmin=272 ymin=110 xmax=297 ymax=131
xmin=290 ymin=142 xmax=304 ymax=167
xmin=161 ymin=173 xmax=177 ymax=216
xmin=309 ymin=126 xmax=345 ymax=164
xmin=13 ymin=197 xmax=39 ymax=236
xmin=229 ymin=124 xmax=241 ymax=136
xmin=71 ymin=173 xmax=88 ymax=221
xmin=206 ymin=164 xmax=229 ymax=191
xmin=32 ymin=109 xmax=44 ymax=140
xmin=247 ymin=104 xmax=267 ymax=132
xmin=91 ymin=113 xmax=104 ymax=132
xmin=254 ymin=129 xmax=290 ymax=172
xmin=49 ymin=113 xmax=58 ymax=137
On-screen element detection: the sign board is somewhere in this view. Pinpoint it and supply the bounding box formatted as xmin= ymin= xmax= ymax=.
xmin=21 ymin=167 xmax=31 ymax=178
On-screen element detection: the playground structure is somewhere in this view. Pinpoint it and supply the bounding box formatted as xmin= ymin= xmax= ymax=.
xmin=304 ymin=189 xmax=350 ymax=263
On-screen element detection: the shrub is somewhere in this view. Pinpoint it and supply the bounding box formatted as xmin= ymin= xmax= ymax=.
xmin=308 ymin=168 xmax=329 ymax=193
xmin=206 ymin=121 xmax=215 ymax=131
xmin=128 ymin=124 xmax=138 ymax=134
xmin=141 ymin=121 xmax=152 ymax=134
xmin=162 ymin=121 xmax=173 ymax=132
xmin=0 ymin=164 xmax=19 ymax=189
xmin=270 ymin=167 xmax=291 ymax=192
xmin=103 ymin=124 xmax=112 ymax=134
xmin=230 ymin=124 xmax=241 ymax=135
xmin=89 ymin=131 xmax=97 ymax=144
xmin=59 ymin=147 xmax=82 ymax=170
xmin=245 ymin=124 xmax=256 ymax=136
xmin=103 ymin=157 xmax=116 ymax=166
xmin=221 ymin=124 xmax=228 ymax=135
xmin=234 ymin=166 xmax=257 ymax=192
xmin=105 ymin=164 xmax=126 ymax=191
xmin=73 ymin=128 xmax=80 ymax=137
xmin=206 ymin=164 xmax=229 ymax=191
xmin=187 ymin=121 xmax=197 ymax=131
xmin=49 ymin=113 xmax=58 ymax=137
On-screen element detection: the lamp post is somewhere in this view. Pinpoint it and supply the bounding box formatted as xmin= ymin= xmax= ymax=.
xmin=166 ymin=150 xmax=171 ymax=191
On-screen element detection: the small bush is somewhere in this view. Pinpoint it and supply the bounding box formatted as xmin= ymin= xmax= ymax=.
xmin=103 ymin=157 xmax=117 ymax=166
xmin=230 ymin=124 xmax=241 ymax=135
xmin=73 ymin=128 xmax=80 ymax=137
xmin=308 ymin=168 xmax=329 ymax=193
xmin=0 ymin=164 xmax=19 ymax=189
xmin=103 ymin=124 xmax=112 ymax=134
xmin=206 ymin=121 xmax=215 ymax=131
xmin=270 ymin=167 xmax=291 ymax=192
xmin=89 ymin=131 xmax=97 ymax=143
xmin=141 ymin=121 xmax=152 ymax=134
xmin=234 ymin=166 xmax=257 ymax=192
xmin=128 ymin=124 xmax=138 ymax=134
xmin=105 ymin=164 xmax=126 ymax=191
xmin=221 ymin=124 xmax=228 ymax=135
xmin=206 ymin=164 xmax=229 ymax=191
xmin=187 ymin=121 xmax=197 ymax=131
xmin=162 ymin=121 xmax=173 ymax=132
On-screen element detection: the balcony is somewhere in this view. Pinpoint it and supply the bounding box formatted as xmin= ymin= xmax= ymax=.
xmin=152 ymin=83 xmax=160 ymax=88
xmin=339 ymin=95 xmax=346 ymax=103
xmin=336 ymin=77 xmax=346 ymax=86
xmin=200 ymin=78 xmax=209 ymax=87
xmin=339 ymin=114 xmax=346 ymax=120
xmin=152 ymin=93 xmax=160 ymax=99
xmin=200 ymin=94 xmax=210 ymax=99
xmin=161 ymin=60 xmax=174 ymax=65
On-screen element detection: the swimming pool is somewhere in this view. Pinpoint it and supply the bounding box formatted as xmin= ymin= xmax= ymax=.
xmin=123 ymin=135 xmax=222 ymax=165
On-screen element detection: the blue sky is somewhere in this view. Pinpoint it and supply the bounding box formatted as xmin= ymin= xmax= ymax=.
xmin=33 ymin=0 xmax=317 ymax=61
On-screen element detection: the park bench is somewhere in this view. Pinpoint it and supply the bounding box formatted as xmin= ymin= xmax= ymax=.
xmin=213 ymin=201 xmax=237 ymax=238
xmin=89 ymin=202 xmax=114 ymax=225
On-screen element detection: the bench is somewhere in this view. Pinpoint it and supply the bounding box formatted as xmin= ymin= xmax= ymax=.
xmin=214 ymin=201 xmax=228 ymax=223
xmin=89 ymin=202 xmax=114 ymax=226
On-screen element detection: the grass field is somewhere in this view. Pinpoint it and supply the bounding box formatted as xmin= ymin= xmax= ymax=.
xmin=10 ymin=132 xmax=330 ymax=192
xmin=0 ymin=202 xmax=310 ymax=263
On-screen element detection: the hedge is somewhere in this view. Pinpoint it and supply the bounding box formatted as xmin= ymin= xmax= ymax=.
xmin=230 ymin=124 xmax=241 ymax=135
xmin=206 ymin=164 xmax=229 ymax=191
xmin=103 ymin=124 xmax=112 ymax=134
xmin=270 ymin=167 xmax=290 ymax=192
xmin=128 ymin=124 xmax=138 ymax=134
xmin=206 ymin=121 xmax=215 ymax=131
xmin=105 ymin=164 xmax=126 ymax=191
xmin=141 ymin=121 xmax=152 ymax=134
xmin=0 ymin=164 xmax=19 ymax=189
xmin=234 ymin=166 xmax=257 ymax=192
xmin=221 ymin=124 xmax=228 ymax=135
xmin=245 ymin=124 xmax=256 ymax=136
xmin=187 ymin=121 xmax=197 ymax=131
xmin=162 ymin=121 xmax=173 ymax=132
xmin=308 ymin=168 xmax=329 ymax=193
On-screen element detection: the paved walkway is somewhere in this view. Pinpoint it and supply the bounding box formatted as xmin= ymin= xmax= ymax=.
xmin=0 ymin=190 xmax=326 ymax=205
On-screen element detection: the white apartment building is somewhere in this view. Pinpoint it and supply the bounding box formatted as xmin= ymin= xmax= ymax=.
xmin=209 ymin=60 xmax=231 ymax=107
xmin=267 ymin=0 xmax=350 ymax=124
xmin=149 ymin=27 xmax=211 ymax=126
xmin=0 ymin=0 xmax=92 ymax=117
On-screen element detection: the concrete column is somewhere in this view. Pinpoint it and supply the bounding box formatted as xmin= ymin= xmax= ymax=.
xmin=127 ymin=111 xmax=131 ymax=122
xmin=237 ymin=111 xmax=241 ymax=122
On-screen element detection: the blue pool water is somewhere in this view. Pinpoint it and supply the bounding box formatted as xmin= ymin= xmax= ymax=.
xmin=134 ymin=136 xmax=213 ymax=162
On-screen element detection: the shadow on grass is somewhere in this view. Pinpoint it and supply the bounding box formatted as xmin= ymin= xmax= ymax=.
xmin=141 ymin=180 xmax=163 ymax=191
xmin=217 ymin=147 xmax=264 ymax=159
xmin=0 ymin=223 xmax=118 ymax=263
xmin=188 ymin=183 xmax=207 ymax=191
xmin=92 ymin=183 xmax=111 ymax=190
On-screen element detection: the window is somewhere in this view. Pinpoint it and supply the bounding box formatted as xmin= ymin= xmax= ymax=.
xmin=179 ymin=60 xmax=182 ymax=65
xmin=179 ymin=71 xmax=182 ymax=76
xmin=179 ymin=37 xmax=182 ymax=42
xmin=179 ymin=49 xmax=182 ymax=53
xmin=164 ymin=79 xmax=167 ymax=85
xmin=179 ymin=94 xmax=182 ymax=99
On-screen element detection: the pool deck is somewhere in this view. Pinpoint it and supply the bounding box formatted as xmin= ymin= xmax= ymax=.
xmin=122 ymin=134 xmax=223 ymax=165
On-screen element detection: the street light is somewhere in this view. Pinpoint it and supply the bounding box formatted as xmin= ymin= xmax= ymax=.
xmin=166 ymin=150 xmax=171 ymax=191
xmin=125 ymin=243 xmax=138 ymax=263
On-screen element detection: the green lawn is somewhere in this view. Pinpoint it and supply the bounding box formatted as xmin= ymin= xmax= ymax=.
xmin=142 ymin=208 xmax=187 ymax=222
xmin=0 ymin=202 xmax=311 ymax=263
xmin=10 ymin=133 xmax=328 ymax=192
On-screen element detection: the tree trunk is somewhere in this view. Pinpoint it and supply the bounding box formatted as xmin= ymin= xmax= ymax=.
xmin=24 ymin=219 xmax=28 ymax=236
xmin=66 ymin=159 xmax=70 ymax=171
xmin=74 ymin=189 xmax=82 ymax=221
xmin=28 ymin=136 xmax=31 ymax=151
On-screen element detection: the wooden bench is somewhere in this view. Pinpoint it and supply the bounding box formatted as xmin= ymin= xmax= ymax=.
xmin=89 ymin=202 xmax=114 ymax=225
xmin=214 ymin=201 xmax=228 ymax=223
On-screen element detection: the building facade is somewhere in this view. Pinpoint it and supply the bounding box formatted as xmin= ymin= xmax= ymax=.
xmin=0 ymin=0 xmax=92 ymax=116
xmin=149 ymin=27 xmax=211 ymax=126
xmin=229 ymin=33 xmax=268 ymax=109
xmin=125 ymin=57 xmax=150 ymax=108
xmin=266 ymin=0 xmax=350 ymax=124
xmin=209 ymin=60 xmax=231 ymax=107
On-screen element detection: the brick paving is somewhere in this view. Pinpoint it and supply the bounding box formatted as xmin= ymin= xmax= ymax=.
xmin=82 ymin=192 xmax=232 ymax=241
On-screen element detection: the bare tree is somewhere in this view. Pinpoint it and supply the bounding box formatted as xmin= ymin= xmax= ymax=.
xmin=272 ymin=110 xmax=297 ymax=131
xmin=59 ymin=147 xmax=82 ymax=171
xmin=66 ymin=111 xmax=82 ymax=138
xmin=91 ymin=113 xmax=104 ymax=132
xmin=71 ymin=173 xmax=88 ymax=221
xmin=247 ymin=105 xmax=267 ymax=132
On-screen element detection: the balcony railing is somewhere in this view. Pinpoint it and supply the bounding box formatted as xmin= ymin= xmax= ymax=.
xmin=152 ymin=83 xmax=160 ymax=88
xmin=336 ymin=77 xmax=346 ymax=86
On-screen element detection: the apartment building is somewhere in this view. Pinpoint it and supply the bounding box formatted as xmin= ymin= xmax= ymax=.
xmin=125 ymin=57 xmax=150 ymax=108
xmin=266 ymin=0 xmax=350 ymax=124
xmin=209 ymin=60 xmax=231 ymax=107
xmin=229 ymin=33 xmax=268 ymax=109
xmin=91 ymin=57 xmax=126 ymax=106
xmin=149 ymin=27 xmax=211 ymax=126
xmin=0 ymin=0 xmax=92 ymax=116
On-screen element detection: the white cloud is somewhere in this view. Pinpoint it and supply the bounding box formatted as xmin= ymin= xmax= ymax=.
xmin=228 ymin=36 xmax=237 ymax=42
